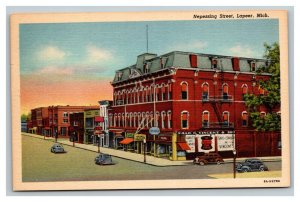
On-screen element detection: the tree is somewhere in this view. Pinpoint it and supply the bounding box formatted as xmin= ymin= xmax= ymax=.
xmin=244 ymin=42 xmax=281 ymax=131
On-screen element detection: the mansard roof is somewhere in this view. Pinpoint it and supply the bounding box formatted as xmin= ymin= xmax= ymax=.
xmin=112 ymin=51 xmax=270 ymax=84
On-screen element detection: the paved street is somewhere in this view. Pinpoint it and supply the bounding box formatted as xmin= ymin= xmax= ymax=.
xmin=22 ymin=135 xmax=282 ymax=182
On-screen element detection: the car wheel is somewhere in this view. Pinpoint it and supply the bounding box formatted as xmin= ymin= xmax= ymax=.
xmin=259 ymin=167 xmax=265 ymax=172
xmin=243 ymin=168 xmax=249 ymax=172
xmin=199 ymin=161 xmax=205 ymax=166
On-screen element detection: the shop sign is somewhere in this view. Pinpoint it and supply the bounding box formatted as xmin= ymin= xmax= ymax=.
xmin=198 ymin=135 xmax=215 ymax=152
xmin=134 ymin=134 xmax=146 ymax=141
xmin=185 ymin=135 xmax=196 ymax=153
xmin=149 ymin=127 xmax=160 ymax=135
xmin=126 ymin=133 xmax=134 ymax=138
xmin=157 ymin=135 xmax=172 ymax=142
xmin=217 ymin=134 xmax=235 ymax=151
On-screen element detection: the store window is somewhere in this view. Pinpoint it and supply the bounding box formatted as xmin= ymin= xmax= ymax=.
xmin=202 ymin=111 xmax=209 ymax=128
xmin=181 ymin=82 xmax=188 ymax=100
xmin=242 ymin=111 xmax=248 ymax=126
xmin=181 ymin=111 xmax=189 ymax=129
xmin=202 ymin=83 xmax=209 ymax=100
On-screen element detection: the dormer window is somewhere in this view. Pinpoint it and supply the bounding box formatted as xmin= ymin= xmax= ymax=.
xmin=143 ymin=63 xmax=150 ymax=73
xmin=212 ymin=58 xmax=218 ymax=69
xmin=117 ymin=72 xmax=122 ymax=81
xmin=251 ymin=61 xmax=256 ymax=72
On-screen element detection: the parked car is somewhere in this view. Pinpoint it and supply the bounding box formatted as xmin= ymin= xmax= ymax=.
xmin=236 ymin=159 xmax=269 ymax=172
xmin=50 ymin=143 xmax=66 ymax=153
xmin=95 ymin=153 xmax=114 ymax=165
xmin=193 ymin=152 xmax=224 ymax=166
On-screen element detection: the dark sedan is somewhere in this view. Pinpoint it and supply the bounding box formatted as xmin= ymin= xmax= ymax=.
xmin=236 ymin=159 xmax=269 ymax=172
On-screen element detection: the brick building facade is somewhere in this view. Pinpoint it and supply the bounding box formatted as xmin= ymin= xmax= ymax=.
xmin=109 ymin=51 xmax=281 ymax=160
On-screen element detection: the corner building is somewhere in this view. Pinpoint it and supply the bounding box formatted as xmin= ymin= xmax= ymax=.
xmin=109 ymin=51 xmax=281 ymax=160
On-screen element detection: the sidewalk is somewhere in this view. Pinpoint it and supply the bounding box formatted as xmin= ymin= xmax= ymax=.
xmin=22 ymin=133 xmax=281 ymax=166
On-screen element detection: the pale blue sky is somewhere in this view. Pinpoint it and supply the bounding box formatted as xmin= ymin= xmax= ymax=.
xmin=20 ymin=19 xmax=279 ymax=78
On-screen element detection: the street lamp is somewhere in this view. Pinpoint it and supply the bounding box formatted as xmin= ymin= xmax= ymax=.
xmin=233 ymin=149 xmax=237 ymax=179
xmin=143 ymin=138 xmax=146 ymax=163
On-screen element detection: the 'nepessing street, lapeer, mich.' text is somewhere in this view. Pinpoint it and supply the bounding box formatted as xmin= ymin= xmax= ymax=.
xmin=193 ymin=13 xmax=269 ymax=20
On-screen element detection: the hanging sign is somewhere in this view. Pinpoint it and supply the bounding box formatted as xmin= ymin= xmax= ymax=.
xmin=149 ymin=127 xmax=160 ymax=135
xmin=217 ymin=134 xmax=235 ymax=151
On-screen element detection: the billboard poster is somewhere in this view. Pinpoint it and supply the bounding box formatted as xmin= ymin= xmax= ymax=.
xmin=217 ymin=134 xmax=235 ymax=151
xmin=185 ymin=135 xmax=195 ymax=153
xmin=198 ymin=135 xmax=215 ymax=152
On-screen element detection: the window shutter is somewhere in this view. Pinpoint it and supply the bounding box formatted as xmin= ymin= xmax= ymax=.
xmin=232 ymin=57 xmax=240 ymax=71
xmin=182 ymin=113 xmax=188 ymax=120
xmin=223 ymin=85 xmax=229 ymax=93
xmin=223 ymin=113 xmax=228 ymax=121
xmin=189 ymin=54 xmax=197 ymax=68
xmin=181 ymin=83 xmax=187 ymax=91
xmin=203 ymin=84 xmax=208 ymax=92
xmin=242 ymin=86 xmax=248 ymax=94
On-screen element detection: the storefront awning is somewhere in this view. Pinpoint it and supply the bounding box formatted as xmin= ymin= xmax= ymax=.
xmin=95 ymin=116 xmax=104 ymax=122
xmin=120 ymin=138 xmax=134 ymax=145
xmin=177 ymin=142 xmax=191 ymax=151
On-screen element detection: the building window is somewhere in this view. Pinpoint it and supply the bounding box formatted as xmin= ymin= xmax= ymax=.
xmin=118 ymin=114 xmax=121 ymax=127
xmin=242 ymin=84 xmax=248 ymax=96
xmin=181 ymin=82 xmax=188 ymax=100
xmin=63 ymin=119 xmax=68 ymax=123
xmin=242 ymin=111 xmax=248 ymax=126
xmin=212 ymin=58 xmax=218 ymax=69
xmin=168 ymin=84 xmax=172 ymax=100
xmin=259 ymin=86 xmax=265 ymax=95
xmin=60 ymin=127 xmax=67 ymax=136
xmin=202 ymin=83 xmax=209 ymax=100
xmin=156 ymin=87 xmax=160 ymax=101
xmin=251 ymin=62 xmax=256 ymax=72
xmin=161 ymin=111 xmax=166 ymax=128
xmin=161 ymin=85 xmax=166 ymax=101
xmin=63 ymin=112 xmax=68 ymax=117
xmin=222 ymin=84 xmax=229 ymax=99
xmin=202 ymin=111 xmax=209 ymax=128
xmin=260 ymin=111 xmax=266 ymax=118
xmin=223 ymin=111 xmax=229 ymax=127
xmin=117 ymin=72 xmax=122 ymax=81
xmin=143 ymin=63 xmax=149 ymax=73
xmin=167 ymin=111 xmax=172 ymax=128
xmin=181 ymin=111 xmax=189 ymax=129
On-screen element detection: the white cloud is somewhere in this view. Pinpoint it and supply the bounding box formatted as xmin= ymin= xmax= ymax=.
xmin=36 ymin=66 xmax=74 ymax=76
xmin=227 ymin=44 xmax=256 ymax=58
xmin=38 ymin=46 xmax=68 ymax=60
xmin=169 ymin=40 xmax=208 ymax=52
xmin=86 ymin=45 xmax=112 ymax=64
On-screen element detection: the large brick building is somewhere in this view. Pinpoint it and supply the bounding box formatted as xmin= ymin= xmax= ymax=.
xmin=109 ymin=51 xmax=281 ymax=160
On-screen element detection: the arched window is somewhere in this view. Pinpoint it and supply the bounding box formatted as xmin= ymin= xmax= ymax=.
xmin=146 ymin=112 xmax=150 ymax=128
xmin=122 ymin=113 xmax=125 ymax=127
xmin=133 ymin=113 xmax=137 ymax=128
xmin=118 ymin=113 xmax=121 ymax=127
xmin=161 ymin=84 xmax=166 ymax=101
xmin=167 ymin=111 xmax=172 ymax=128
xmin=113 ymin=113 xmax=117 ymax=127
xmin=260 ymin=111 xmax=266 ymax=118
xmin=168 ymin=83 xmax=172 ymax=100
xmin=137 ymin=112 xmax=141 ymax=128
xmin=156 ymin=86 xmax=160 ymax=101
xmin=149 ymin=112 xmax=154 ymax=127
xmin=202 ymin=111 xmax=209 ymax=128
xmin=181 ymin=111 xmax=189 ymax=129
xmin=251 ymin=62 xmax=256 ymax=72
xmin=109 ymin=113 xmax=113 ymax=127
xmin=242 ymin=84 xmax=248 ymax=95
xmin=161 ymin=111 xmax=166 ymax=128
xmin=212 ymin=58 xmax=218 ymax=69
xmin=202 ymin=83 xmax=209 ymax=100
xmin=181 ymin=82 xmax=188 ymax=100
xmin=141 ymin=112 xmax=146 ymax=127
xmin=222 ymin=84 xmax=229 ymax=100
xmin=242 ymin=111 xmax=248 ymax=126
xmin=155 ymin=111 xmax=160 ymax=127
xmin=223 ymin=111 xmax=229 ymax=127
xmin=129 ymin=113 xmax=133 ymax=127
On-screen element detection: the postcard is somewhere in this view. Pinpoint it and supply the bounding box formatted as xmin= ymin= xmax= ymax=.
xmin=10 ymin=10 xmax=290 ymax=191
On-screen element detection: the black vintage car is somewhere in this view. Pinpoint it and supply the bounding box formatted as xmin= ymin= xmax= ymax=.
xmin=236 ymin=159 xmax=269 ymax=173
